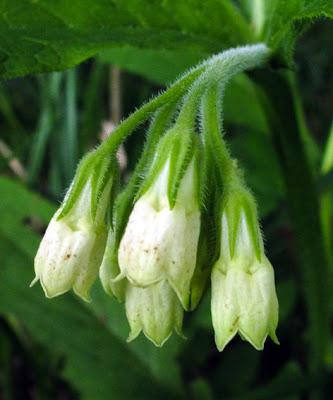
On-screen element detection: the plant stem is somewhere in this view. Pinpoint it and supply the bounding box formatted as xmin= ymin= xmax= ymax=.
xmin=176 ymin=44 xmax=270 ymax=129
xmin=200 ymin=84 xmax=239 ymax=187
xmin=98 ymin=64 xmax=204 ymax=158
xmin=98 ymin=44 xmax=270 ymax=158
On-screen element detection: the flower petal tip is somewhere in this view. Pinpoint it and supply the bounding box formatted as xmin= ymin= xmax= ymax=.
xmin=29 ymin=276 xmax=39 ymax=288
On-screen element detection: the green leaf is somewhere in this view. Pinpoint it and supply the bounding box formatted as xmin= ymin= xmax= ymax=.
xmin=262 ymin=0 xmax=333 ymax=60
xmin=0 ymin=0 xmax=253 ymax=80
xmin=0 ymin=177 xmax=180 ymax=399
xmin=230 ymin=125 xmax=283 ymax=217
xmin=253 ymin=69 xmax=330 ymax=383
xmin=230 ymin=362 xmax=306 ymax=400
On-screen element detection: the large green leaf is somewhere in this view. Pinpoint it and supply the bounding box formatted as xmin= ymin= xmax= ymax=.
xmin=0 ymin=0 xmax=253 ymax=80
xmin=0 ymin=177 xmax=181 ymax=399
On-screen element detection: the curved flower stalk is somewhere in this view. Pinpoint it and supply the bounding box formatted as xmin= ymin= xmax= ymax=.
xmin=32 ymin=154 xmax=117 ymax=301
xmin=211 ymin=189 xmax=279 ymax=351
xmin=117 ymin=127 xmax=201 ymax=310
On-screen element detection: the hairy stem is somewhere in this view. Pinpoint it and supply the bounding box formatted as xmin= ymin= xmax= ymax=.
xmin=177 ymin=44 xmax=270 ymax=128
xmin=98 ymin=44 xmax=270 ymax=158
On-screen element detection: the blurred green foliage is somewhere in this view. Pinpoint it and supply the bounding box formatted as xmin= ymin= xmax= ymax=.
xmin=0 ymin=1 xmax=332 ymax=399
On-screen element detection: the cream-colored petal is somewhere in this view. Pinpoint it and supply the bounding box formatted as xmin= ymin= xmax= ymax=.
xmin=118 ymin=200 xmax=167 ymax=287
xmin=73 ymin=228 xmax=107 ymax=301
xmin=211 ymin=266 xmax=240 ymax=351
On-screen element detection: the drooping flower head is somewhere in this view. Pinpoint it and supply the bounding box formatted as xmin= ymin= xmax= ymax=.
xmin=211 ymin=187 xmax=279 ymax=351
xmin=117 ymin=126 xmax=202 ymax=310
xmin=32 ymin=153 xmax=118 ymax=301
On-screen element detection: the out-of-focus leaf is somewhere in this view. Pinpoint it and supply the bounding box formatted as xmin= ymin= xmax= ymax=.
xmin=230 ymin=126 xmax=283 ymax=217
xmin=277 ymin=280 xmax=297 ymax=322
xmin=0 ymin=0 xmax=253 ymax=80
xmin=0 ymin=177 xmax=180 ymax=400
xmin=212 ymin=344 xmax=260 ymax=395
xmin=61 ymin=69 xmax=79 ymax=184
xmin=28 ymin=73 xmax=61 ymax=184
xmin=230 ymin=362 xmax=306 ymax=400
xmin=254 ymin=69 xmax=330 ymax=379
xmin=189 ymin=378 xmax=214 ymax=400
xmin=320 ymin=121 xmax=333 ymax=263
xmin=225 ymin=74 xmax=268 ymax=132
xmin=99 ymin=46 xmax=204 ymax=86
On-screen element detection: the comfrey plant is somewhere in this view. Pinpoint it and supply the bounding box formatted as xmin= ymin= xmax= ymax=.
xmin=32 ymin=44 xmax=279 ymax=350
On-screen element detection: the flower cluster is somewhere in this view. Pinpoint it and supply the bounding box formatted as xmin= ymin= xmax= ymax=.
xmin=32 ymin=44 xmax=278 ymax=350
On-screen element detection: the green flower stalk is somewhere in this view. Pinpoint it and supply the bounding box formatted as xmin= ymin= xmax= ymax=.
xmin=117 ymin=127 xmax=201 ymax=310
xmin=32 ymin=154 xmax=117 ymax=301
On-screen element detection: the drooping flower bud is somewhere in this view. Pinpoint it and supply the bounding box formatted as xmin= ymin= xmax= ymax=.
xmin=125 ymin=280 xmax=184 ymax=346
xmin=117 ymin=128 xmax=201 ymax=310
xmin=211 ymin=188 xmax=279 ymax=351
xmin=32 ymin=154 xmax=117 ymax=301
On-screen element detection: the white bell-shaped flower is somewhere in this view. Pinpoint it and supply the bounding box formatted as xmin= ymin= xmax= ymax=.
xmin=32 ymin=172 xmax=113 ymax=301
xmin=118 ymin=157 xmax=201 ymax=310
xmin=211 ymin=194 xmax=279 ymax=351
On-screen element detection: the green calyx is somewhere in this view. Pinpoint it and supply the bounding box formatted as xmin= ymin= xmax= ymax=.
xmin=221 ymin=187 xmax=264 ymax=262
xmin=57 ymin=150 xmax=118 ymax=228
xmin=137 ymin=126 xmax=201 ymax=211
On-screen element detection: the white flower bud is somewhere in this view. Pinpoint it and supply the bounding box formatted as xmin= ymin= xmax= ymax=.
xmin=211 ymin=206 xmax=279 ymax=351
xmin=118 ymin=158 xmax=201 ymax=309
xmin=32 ymin=178 xmax=111 ymax=301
